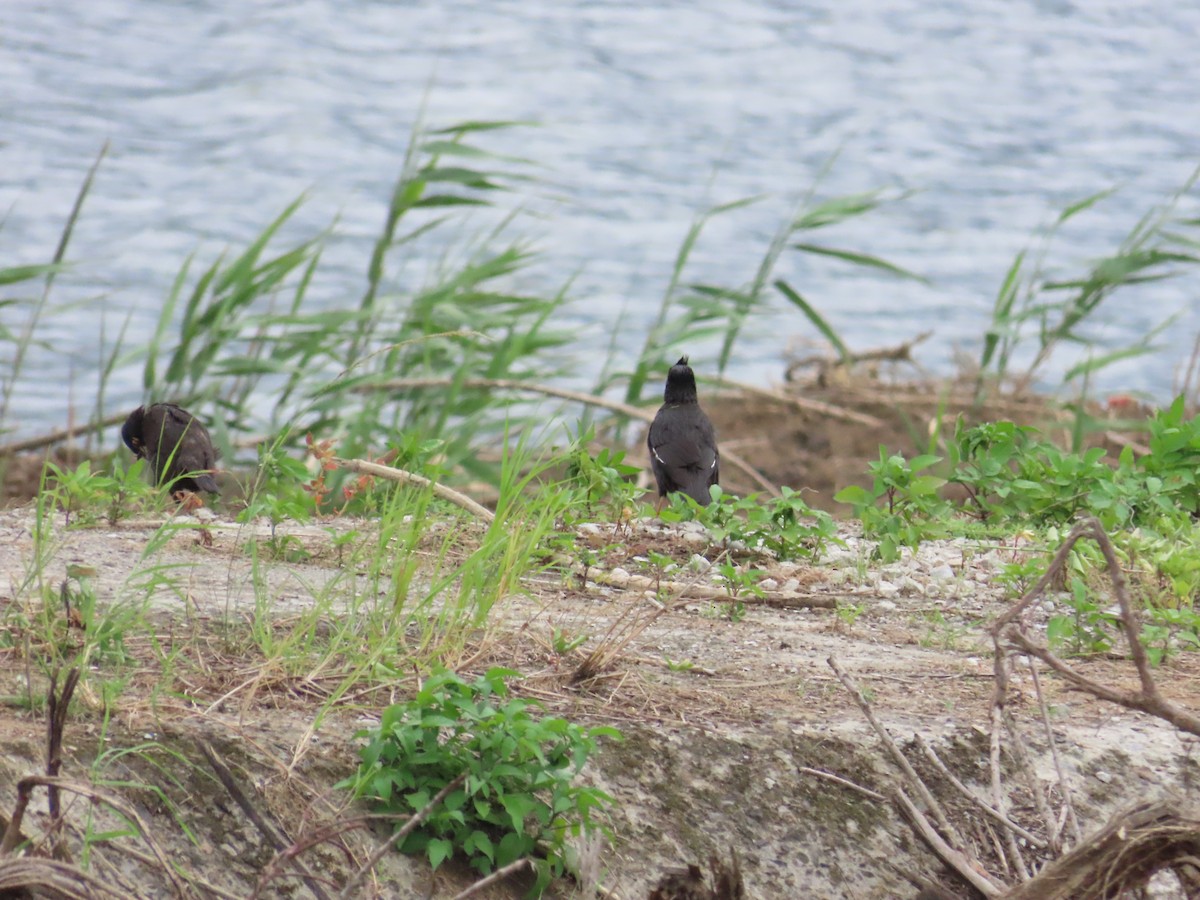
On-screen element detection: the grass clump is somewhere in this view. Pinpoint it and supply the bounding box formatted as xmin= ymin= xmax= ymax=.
xmin=343 ymin=667 xmax=619 ymax=895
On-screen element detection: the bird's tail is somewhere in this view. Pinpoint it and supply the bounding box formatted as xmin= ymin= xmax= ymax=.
xmin=194 ymin=473 xmax=220 ymax=494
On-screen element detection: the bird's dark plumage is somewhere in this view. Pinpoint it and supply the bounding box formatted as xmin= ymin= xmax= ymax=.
xmin=121 ymin=403 xmax=220 ymax=494
xmin=647 ymin=356 xmax=719 ymax=506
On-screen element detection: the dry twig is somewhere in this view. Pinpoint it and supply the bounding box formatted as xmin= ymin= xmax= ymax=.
xmin=710 ymin=376 xmax=886 ymax=428
xmin=893 ymin=789 xmax=1003 ymax=897
xmin=991 ymin=517 xmax=1200 ymax=738
xmin=351 ymin=377 xmax=780 ymax=496
xmin=337 ymin=771 xmax=469 ymax=899
xmin=827 ymin=656 xmax=962 ymax=846
xmin=450 ymin=857 xmax=532 ymax=899
xmin=334 ymin=457 xmax=496 ymax=522
xmin=912 ymin=736 xmax=1046 ymax=849
xmin=796 ymin=767 xmax=886 ymax=803
xmin=197 ymin=739 xmax=335 ymax=900
xmin=0 ymin=856 xmax=129 ymax=899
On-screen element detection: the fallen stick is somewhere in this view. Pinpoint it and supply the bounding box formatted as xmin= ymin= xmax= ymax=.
xmin=913 ymin=735 xmax=1046 ymax=849
xmin=894 ymin=788 xmax=1003 ymax=897
xmin=827 ymin=656 xmax=963 ymax=849
xmin=451 ymin=857 xmax=532 ymax=899
xmin=0 ymin=412 xmax=131 ymax=456
xmin=338 ymin=771 xmax=469 ymax=900
xmin=197 ymin=739 xmax=334 ymax=900
xmin=579 ymin=563 xmax=837 ymax=609
xmin=350 ymin=377 xmax=780 ymax=496
xmin=709 ymin=375 xmax=886 ymax=428
xmin=334 ymin=457 xmax=496 ymax=522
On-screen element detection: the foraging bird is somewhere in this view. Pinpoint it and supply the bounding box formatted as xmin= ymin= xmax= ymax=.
xmin=647 ymin=356 xmax=719 ymax=507
xmin=121 ymin=403 xmax=220 ymax=496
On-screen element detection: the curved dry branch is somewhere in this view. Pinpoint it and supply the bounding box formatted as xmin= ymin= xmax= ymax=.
xmin=357 ymin=376 xmax=656 ymax=422
xmin=990 ymin=516 xmax=1200 ymax=739
xmin=1000 ymin=800 xmax=1200 ymax=900
xmin=0 ymin=412 xmax=128 ymax=457
xmin=708 ymin=376 xmax=886 ymax=428
xmin=2 ymin=776 xmax=187 ymax=898
xmin=359 ymin=376 xmax=782 ymax=497
xmin=333 ymin=457 xmax=496 ymax=522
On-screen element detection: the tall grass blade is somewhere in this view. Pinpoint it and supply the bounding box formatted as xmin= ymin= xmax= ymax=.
xmin=774 ymin=279 xmax=850 ymax=363
xmin=0 ymin=142 xmax=107 ymax=425
xmin=789 ymin=243 xmax=930 ymax=283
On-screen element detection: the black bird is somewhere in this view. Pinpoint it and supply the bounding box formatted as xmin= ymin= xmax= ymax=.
xmin=647 ymin=356 xmax=719 ymax=507
xmin=121 ymin=403 xmax=220 ymax=496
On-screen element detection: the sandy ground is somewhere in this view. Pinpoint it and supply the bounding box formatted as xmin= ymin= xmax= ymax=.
xmin=1 ymin=501 xmax=1198 ymax=898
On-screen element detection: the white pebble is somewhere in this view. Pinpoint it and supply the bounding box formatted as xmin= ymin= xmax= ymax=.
xmin=759 ymin=578 xmax=779 ymax=591
xmin=687 ymin=554 xmax=711 ymax=572
xmin=875 ymin=600 xmax=897 ymax=614
xmin=929 ymin=564 xmax=955 ymax=582
xmin=876 ymin=580 xmax=899 ymax=597
xmin=1095 ymin=771 xmax=1113 ymax=785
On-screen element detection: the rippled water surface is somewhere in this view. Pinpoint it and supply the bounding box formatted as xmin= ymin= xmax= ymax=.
xmin=3 ymin=0 xmax=1200 ymax=436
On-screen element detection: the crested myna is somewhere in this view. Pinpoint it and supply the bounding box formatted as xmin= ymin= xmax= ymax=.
xmin=647 ymin=356 xmax=719 ymax=507
xmin=121 ymin=403 xmax=220 ymax=497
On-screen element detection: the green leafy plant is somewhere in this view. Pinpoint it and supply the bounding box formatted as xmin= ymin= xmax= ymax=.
xmin=1046 ymin=575 xmax=1119 ymax=657
xmin=237 ymin=437 xmax=315 ymax=558
xmin=45 ymin=460 xmax=110 ymax=526
xmin=834 ymin=602 xmax=866 ymax=633
xmin=715 ymin=560 xmax=764 ymax=604
xmin=665 ymin=485 xmax=837 ymax=562
xmin=564 ymin=437 xmax=643 ymax=521
xmin=344 ymin=668 xmax=619 ymax=894
xmin=1141 ymin=607 xmax=1200 ymax=667
xmin=43 ymin=458 xmax=161 ymax=527
xmin=550 ymin=628 xmax=588 ymax=657
xmin=834 ymin=449 xmax=948 ymax=562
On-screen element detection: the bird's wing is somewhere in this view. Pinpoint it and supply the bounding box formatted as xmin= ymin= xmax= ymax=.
xmin=648 ymin=412 xmax=718 ymax=474
xmin=165 ymin=406 xmax=218 ymax=467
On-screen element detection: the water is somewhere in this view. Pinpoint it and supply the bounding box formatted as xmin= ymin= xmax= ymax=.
xmin=3 ymin=0 xmax=1200 ymax=438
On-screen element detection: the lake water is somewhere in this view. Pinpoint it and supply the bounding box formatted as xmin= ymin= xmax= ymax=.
xmin=3 ymin=0 xmax=1200 ymax=439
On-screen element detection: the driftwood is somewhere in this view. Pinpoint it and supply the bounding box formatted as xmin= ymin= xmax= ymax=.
xmin=1000 ymin=800 xmax=1200 ymax=900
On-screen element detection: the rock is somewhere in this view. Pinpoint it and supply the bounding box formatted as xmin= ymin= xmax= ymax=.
xmin=759 ymin=578 xmax=779 ymax=591
xmin=875 ymin=600 xmax=897 ymax=614
xmin=687 ymin=554 xmax=711 ymax=572
xmin=929 ymin=564 xmax=955 ymax=582
xmin=876 ymin=580 xmax=899 ymax=597
xmin=1095 ymin=770 xmax=1113 ymax=785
